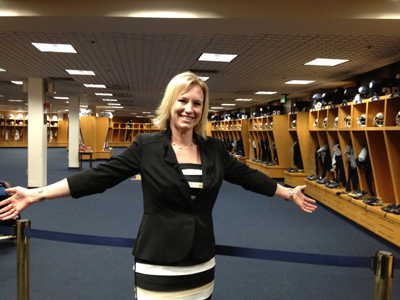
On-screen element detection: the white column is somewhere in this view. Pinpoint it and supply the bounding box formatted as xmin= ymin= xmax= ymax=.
xmin=68 ymin=96 xmax=80 ymax=168
xmin=27 ymin=78 xmax=47 ymax=187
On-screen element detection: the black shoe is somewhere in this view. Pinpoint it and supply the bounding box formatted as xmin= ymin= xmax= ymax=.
xmin=316 ymin=177 xmax=328 ymax=184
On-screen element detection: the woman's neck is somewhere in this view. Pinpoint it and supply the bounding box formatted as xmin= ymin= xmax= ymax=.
xmin=170 ymin=127 xmax=194 ymax=146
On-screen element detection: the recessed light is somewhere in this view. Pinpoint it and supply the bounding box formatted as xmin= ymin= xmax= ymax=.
xmin=66 ymin=69 xmax=95 ymax=75
xmin=255 ymin=91 xmax=277 ymax=95
xmin=11 ymin=81 xmax=23 ymax=85
xmin=221 ymin=103 xmax=236 ymax=106
xmin=32 ymin=43 xmax=77 ymax=53
xmin=84 ymin=84 xmax=106 ymax=88
xmin=285 ymin=80 xmax=315 ymax=85
xmin=235 ymin=98 xmax=253 ymax=101
xmin=96 ymin=93 xmax=113 ymax=96
xmin=198 ymin=53 xmax=238 ymax=62
xmin=305 ymin=58 xmax=349 ymax=66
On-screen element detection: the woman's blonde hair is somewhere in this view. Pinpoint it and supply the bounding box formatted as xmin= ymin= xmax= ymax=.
xmin=153 ymin=71 xmax=209 ymax=139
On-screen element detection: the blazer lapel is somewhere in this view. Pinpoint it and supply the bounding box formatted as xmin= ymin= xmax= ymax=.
xmin=160 ymin=136 xmax=194 ymax=204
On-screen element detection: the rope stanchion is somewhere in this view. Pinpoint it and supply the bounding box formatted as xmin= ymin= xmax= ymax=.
xmin=370 ymin=251 xmax=394 ymax=300
xmin=20 ymin=227 xmax=400 ymax=269
xmin=16 ymin=220 xmax=30 ymax=300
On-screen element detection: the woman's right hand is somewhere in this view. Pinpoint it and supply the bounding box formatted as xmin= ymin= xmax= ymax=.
xmin=0 ymin=186 xmax=36 ymax=220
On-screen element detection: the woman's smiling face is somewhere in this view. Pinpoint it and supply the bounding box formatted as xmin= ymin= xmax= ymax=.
xmin=170 ymin=83 xmax=204 ymax=133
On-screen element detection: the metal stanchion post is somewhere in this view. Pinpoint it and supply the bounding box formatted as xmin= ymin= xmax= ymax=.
xmin=17 ymin=219 xmax=31 ymax=300
xmin=371 ymin=250 xmax=394 ymax=300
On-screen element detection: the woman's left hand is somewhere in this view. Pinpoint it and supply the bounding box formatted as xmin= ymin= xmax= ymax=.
xmin=292 ymin=185 xmax=317 ymax=213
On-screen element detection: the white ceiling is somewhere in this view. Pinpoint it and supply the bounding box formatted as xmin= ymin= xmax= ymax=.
xmin=0 ymin=0 xmax=400 ymax=118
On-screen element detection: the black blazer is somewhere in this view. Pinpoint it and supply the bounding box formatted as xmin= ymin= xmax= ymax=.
xmin=68 ymin=128 xmax=277 ymax=264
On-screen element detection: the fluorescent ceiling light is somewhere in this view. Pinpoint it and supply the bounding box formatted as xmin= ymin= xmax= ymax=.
xmin=102 ymin=99 xmax=118 ymax=102
xmin=136 ymin=116 xmax=144 ymax=118
xmin=97 ymin=106 xmax=123 ymax=109
xmin=66 ymin=69 xmax=95 ymax=75
xmin=11 ymin=81 xmax=23 ymax=85
xmin=130 ymin=113 xmax=137 ymax=115
xmin=305 ymin=58 xmax=349 ymax=66
xmin=211 ymin=107 xmax=224 ymax=109
xmin=142 ymin=111 xmax=151 ymax=114
xmin=32 ymin=43 xmax=77 ymax=53
xmin=199 ymin=77 xmax=209 ymax=81
xmin=0 ymin=68 xmax=5 ymax=72
xmin=235 ymin=98 xmax=252 ymax=101
xmin=147 ymin=115 xmax=155 ymax=117
xmin=54 ymin=96 xmax=69 ymax=100
xmin=285 ymin=80 xmax=315 ymax=85
xmin=221 ymin=103 xmax=236 ymax=106
xmin=84 ymin=84 xmax=106 ymax=88
xmin=108 ymin=103 xmax=121 ymax=106
xmin=255 ymin=91 xmax=277 ymax=95
xmin=198 ymin=53 xmax=237 ymax=62
xmin=104 ymin=110 xmax=115 ymax=112
xmin=8 ymin=99 xmax=24 ymax=102
xmin=80 ymin=105 xmax=88 ymax=108
xmin=96 ymin=93 xmax=113 ymax=96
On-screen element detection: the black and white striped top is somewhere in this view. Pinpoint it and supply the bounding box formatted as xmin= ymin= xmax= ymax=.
xmin=180 ymin=163 xmax=203 ymax=200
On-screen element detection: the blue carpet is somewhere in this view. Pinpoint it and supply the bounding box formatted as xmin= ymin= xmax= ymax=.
xmin=1 ymin=147 xmax=399 ymax=299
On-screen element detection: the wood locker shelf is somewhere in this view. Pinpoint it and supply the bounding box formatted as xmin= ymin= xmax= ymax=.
xmin=210 ymin=118 xmax=249 ymax=163
xmin=305 ymin=95 xmax=400 ymax=247
xmin=246 ymin=115 xmax=290 ymax=178
xmin=284 ymin=112 xmax=309 ymax=187
xmin=80 ymin=116 xmax=113 ymax=160
xmin=0 ymin=110 xmax=68 ymax=148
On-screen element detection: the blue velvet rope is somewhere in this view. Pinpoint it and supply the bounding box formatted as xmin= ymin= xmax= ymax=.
xmin=1 ymin=225 xmax=399 ymax=269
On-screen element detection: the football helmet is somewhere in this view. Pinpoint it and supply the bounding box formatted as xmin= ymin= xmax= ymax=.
xmin=264 ymin=123 xmax=268 ymax=129
xmin=291 ymin=120 xmax=297 ymax=129
xmin=343 ymin=87 xmax=358 ymax=102
xmin=253 ymin=124 xmax=257 ymax=130
xmin=396 ymin=111 xmax=400 ymax=126
xmin=369 ymin=78 xmax=391 ymax=96
xmin=313 ymin=119 xmax=318 ymax=129
xmin=221 ymin=125 xmax=224 ymax=130
xmin=0 ymin=114 xmax=4 ymax=119
xmin=357 ymin=114 xmax=366 ymax=127
xmin=8 ymin=114 xmax=14 ymax=120
xmin=234 ymin=125 xmax=237 ymax=130
xmin=269 ymin=122 xmax=273 ymax=129
xmin=238 ymin=125 xmax=241 ymax=130
xmin=259 ymin=123 xmax=262 ymax=129
xmin=345 ymin=115 xmax=351 ymax=128
xmin=373 ymin=112 xmax=384 ymax=127
xmin=322 ymin=118 xmax=328 ymax=128
xmin=312 ymin=93 xmax=322 ymax=101
xmin=333 ymin=117 xmax=339 ymax=128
